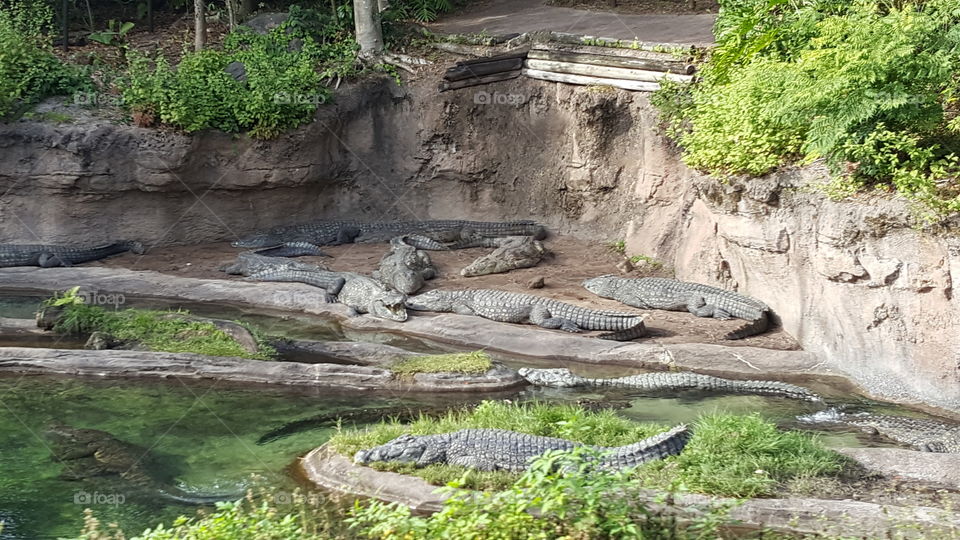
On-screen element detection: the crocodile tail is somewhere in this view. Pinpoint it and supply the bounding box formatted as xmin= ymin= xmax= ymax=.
xmin=597 ymin=319 xmax=648 ymax=341
xmin=604 ymin=424 xmax=691 ymax=469
xmin=403 ymin=235 xmax=449 ymax=250
xmin=724 ymin=313 xmax=769 ymax=340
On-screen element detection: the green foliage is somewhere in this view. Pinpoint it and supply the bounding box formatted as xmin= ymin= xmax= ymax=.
xmin=608 ymin=239 xmax=626 ymax=254
xmin=629 ymin=254 xmax=663 ymax=269
xmin=88 ymin=20 xmax=135 ymax=46
xmin=386 ymin=0 xmax=457 ymax=22
xmin=390 ymin=350 xmax=493 ymax=376
xmin=0 ymin=0 xmax=90 ymax=118
xmin=347 ymin=446 xmax=731 ymax=540
xmin=42 ymin=286 xmax=85 ymax=308
xmin=123 ymin=25 xmax=336 ymax=137
xmin=49 ymin=300 xmax=276 ymax=360
xmin=654 ymin=0 xmax=960 ymax=214
xmin=330 ymin=402 xmax=845 ymax=497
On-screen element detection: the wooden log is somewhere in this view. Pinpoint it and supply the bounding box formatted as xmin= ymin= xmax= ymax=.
xmin=545 ymin=31 xmax=701 ymax=55
xmin=531 ymin=41 xmax=693 ymax=64
xmin=528 ymin=48 xmax=694 ymax=75
xmin=456 ymin=47 xmax=530 ymax=66
xmin=430 ymin=42 xmax=518 ymax=58
xmin=439 ymin=70 xmax=522 ymax=92
xmin=524 ymin=59 xmax=692 ymax=83
xmin=522 ymin=68 xmax=661 ymax=92
xmin=444 ymin=58 xmax=524 ymax=81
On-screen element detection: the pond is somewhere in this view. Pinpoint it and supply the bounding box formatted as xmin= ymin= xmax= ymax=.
xmin=0 ymin=292 xmax=937 ymax=538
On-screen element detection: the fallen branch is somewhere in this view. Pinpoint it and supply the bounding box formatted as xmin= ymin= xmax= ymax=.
xmin=528 ymin=48 xmax=694 ymax=75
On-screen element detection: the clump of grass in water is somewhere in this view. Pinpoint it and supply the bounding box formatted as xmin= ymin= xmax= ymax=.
xmin=389 ymin=351 xmax=492 ymax=377
xmin=49 ymin=300 xmax=276 ymax=360
xmin=330 ymin=402 xmax=846 ymax=496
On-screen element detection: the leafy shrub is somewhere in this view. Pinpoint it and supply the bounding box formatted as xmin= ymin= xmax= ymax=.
xmin=386 ymin=0 xmax=457 ymax=22
xmin=347 ymin=446 xmax=731 ymax=540
xmin=654 ymin=0 xmax=960 ymax=214
xmin=124 ymin=27 xmax=332 ymax=137
xmin=0 ymin=0 xmax=90 ymax=117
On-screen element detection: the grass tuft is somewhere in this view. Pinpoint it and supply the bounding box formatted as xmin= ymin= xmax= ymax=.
xmin=389 ymin=351 xmax=493 ymax=377
xmin=331 ymin=402 xmax=845 ymax=497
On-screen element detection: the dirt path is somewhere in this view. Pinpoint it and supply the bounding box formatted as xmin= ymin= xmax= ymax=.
xmin=430 ymin=0 xmax=716 ymax=44
xmin=93 ymin=236 xmax=797 ymax=351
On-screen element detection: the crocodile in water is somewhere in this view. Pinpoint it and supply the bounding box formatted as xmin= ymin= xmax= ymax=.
xmin=583 ymin=276 xmax=770 ymax=339
xmin=798 ymin=409 xmax=960 ymax=452
xmin=519 ymin=368 xmax=821 ymax=401
xmin=354 ymin=425 xmax=690 ymax=472
xmin=405 ymin=289 xmax=647 ymax=340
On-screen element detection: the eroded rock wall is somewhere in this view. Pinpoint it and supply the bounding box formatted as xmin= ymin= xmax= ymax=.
xmin=1 ymin=75 xmax=957 ymax=409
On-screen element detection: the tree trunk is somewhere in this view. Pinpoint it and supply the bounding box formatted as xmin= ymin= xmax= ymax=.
xmin=194 ymin=0 xmax=206 ymax=52
xmin=353 ymin=0 xmax=384 ymax=60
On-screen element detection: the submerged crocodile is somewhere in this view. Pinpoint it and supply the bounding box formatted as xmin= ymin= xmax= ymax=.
xmin=405 ymin=289 xmax=648 ymax=340
xmin=373 ymin=236 xmax=437 ymax=294
xmin=519 ymin=368 xmax=821 ymax=401
xmin=220 ymin=252 xmax=345 ymax=295
xmin=583 ymin=276 xmax=770 ymax=339
xmin=354 ymin=425 xmax=690 ymax=472
xmin=0 ymin=241 xmax=144 ymax=268
xmin=233 ymin=220 xmax=546 ymax=251
xmin=46 ymin=423 xmax=242 ymax=505
xmin=338 ymin=273 xmax=408 ymax=321
xmin=798 ymin=409 xmax=960 ymax=453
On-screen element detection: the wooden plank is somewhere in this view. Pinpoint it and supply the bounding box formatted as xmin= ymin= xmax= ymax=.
xmin=530 ymin=40 xmax=694 ymax=63
xmin=527 ymin=48 xmax=694 ymax=75
xmin=545 ymin=32 xmax=701 ymax=55
xmin=444 ymin=58 xmax=524 ymax=81
xmin=456 ymin=47 xmax=530 ymax=66
xmin=522 ymin=68 xmax=661 ymax=92
xmin=524 ymin=59 xmax=692 ymax=83
xmin=439 ymin=70 xmax=522 ymax=92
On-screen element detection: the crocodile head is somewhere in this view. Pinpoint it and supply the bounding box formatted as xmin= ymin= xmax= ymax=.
xmin=370 ymin=290 xmax=409 ymax=322
xmin=582 ymin=275 xmax=621 ymax=298
xmin=125 ymin=241 xmax=146 ymax=255
xmin=405 ymin=289 xmax=459 ymax=312
xmin=517 ymin=368 xmax=585 ymax=388
xmin=354 ymin=434 xmax=435 ymax=466
xmin=232 ymin=232 xmax=277 ymax=249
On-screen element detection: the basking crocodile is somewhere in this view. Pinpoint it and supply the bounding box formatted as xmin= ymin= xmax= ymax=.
xmin=798 ymin=409 xmax=960 ymax=453
xmin=583 ymin=276 xmax=770 ymax=339
xmin=233 ymin=220 xmax=546 ymax=251
xmin=354 ymin=425 xmax=690 ymax=472
xmin=338 ymin=273 xmax=408 ymax=321
xmin=220 ymin=252 xmax=345 ymax=295
xmin=461 ymin=236 xmax=547 ymax=277
xmin=46 ymin=423 xmax=242 ymax=505
xmin=0 ymin=241 xmax=144 ymax=268
xmin=373 ymin=236 xmax=437 ymax=294
xmin=253 ymin=241 xmax=329 ymax=257
xmin=519 ymin=368 xmax=821 ymax=401
xmin=405 ymin=289 xmax=648 ymax=340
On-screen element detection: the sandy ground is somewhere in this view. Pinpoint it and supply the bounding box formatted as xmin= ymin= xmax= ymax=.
xmin=92 ymin=235 xmax=799 ymax=350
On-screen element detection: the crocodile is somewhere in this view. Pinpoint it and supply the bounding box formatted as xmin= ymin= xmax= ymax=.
xmin=354 ymin=425 xmax=690 ymax=472
xmin=519 ymin=368 xmax=821 ymax=401
xmin=405 ymin=289 xmax=648 ymax=340
xmin=253 ymin=241 xmax=329 ymax=258
xmin=460 ymin=236 xmax=547 ymax=277
xmin=220 ymin=252 xmax=344 ymax=295
xmin=233 ymin=220 xmax=546 ymax=251
xmin=337 ymin=273 xmax=408 ymax=321
xmin=797 ymin=409 xmax=960 ymax=453
xmin=582 ymin=276 xmax=770 ymax=339
xmin=0 ymin=241 xmax=145 ymax=268
xmin=373 ymin=236 xmax=437 ymax=294
xmin=46 ymin=423 xmax=242 ymax=505
xmin=401 ymin=233 xmax=504 ymax=251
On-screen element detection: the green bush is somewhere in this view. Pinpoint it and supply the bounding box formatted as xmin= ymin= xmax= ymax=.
xmin=124 ymin=26 xmax=334 ymax=137
xmin=0 ymin=0 xmax=89 ymax=118
xmin=347 ymin=446 xmax=731 ymax=540
xmin=654 ymin=0 xmax=960 ymax=214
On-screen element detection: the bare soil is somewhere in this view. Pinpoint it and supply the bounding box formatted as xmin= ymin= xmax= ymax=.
xmin=92 ymin=235 xmax=799 ymax=350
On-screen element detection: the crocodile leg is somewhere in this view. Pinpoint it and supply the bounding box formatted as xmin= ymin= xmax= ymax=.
xmin=598 ymin=322 xmax=648 ymax=341
xmin=39 ymin=253 xmax=68 ymax=268
xmin=529 ymin=306 xmax=582 ymax=332
xmin=452 ymin=302 xmax=478 ymax=316
xmin=686 ymin=294 xmax=731 ymax=319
